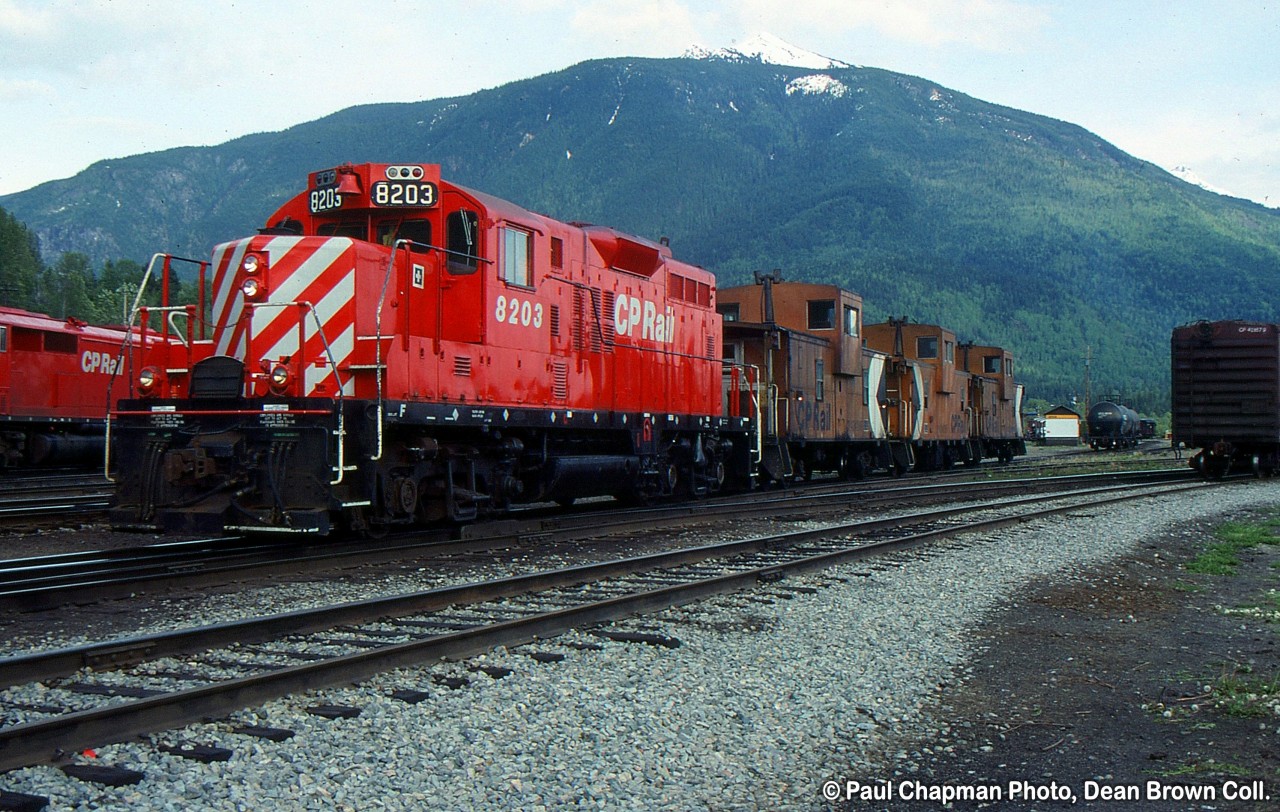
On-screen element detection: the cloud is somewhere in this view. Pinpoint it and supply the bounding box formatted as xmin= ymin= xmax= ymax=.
xmin=568 ymin=0 xmax=710 ymax=53
xmin=729 ymin=0 xmax=1050 ymax=50
xmin=0 ymin=75 xmax=52 ymax=101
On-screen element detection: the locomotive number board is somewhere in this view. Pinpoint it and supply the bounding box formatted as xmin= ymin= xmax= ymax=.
xmin=371 ymin=180 xmax=438 ymax=207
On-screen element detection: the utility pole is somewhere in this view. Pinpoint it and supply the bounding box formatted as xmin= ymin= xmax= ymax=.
xmin=1084 ymin=345 xmax=1092 ymax=415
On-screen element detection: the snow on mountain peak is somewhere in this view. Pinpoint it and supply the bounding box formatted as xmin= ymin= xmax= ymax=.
xmin=685 ymin=32 xmax=853 ymax=70
xmin=1171 ymin=165 xmax=1234 ymax=198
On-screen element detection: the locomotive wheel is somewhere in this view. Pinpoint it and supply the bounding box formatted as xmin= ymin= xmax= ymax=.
xmin=394 ymin=476 xmax=418 ymax=515
xmin=664 ymin=462 xmax=679 ymax=495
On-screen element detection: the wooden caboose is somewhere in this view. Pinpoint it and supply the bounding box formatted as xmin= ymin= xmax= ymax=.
xmin=960 ymin=342 xmax=1026 ymax=462
xmin=863 ymin=319 xmax=974 ymax=469
xmin=718 ymin=277 xmax=890 ymax=480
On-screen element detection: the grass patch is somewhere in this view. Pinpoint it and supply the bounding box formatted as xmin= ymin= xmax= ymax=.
xmin=1152 ymin=761 xmax=1256 ymax=779
xmin=1210 ymin=666 xmax=1280 ymax=719
xmin=1186 ymin=516 xmax=1280 ymax=575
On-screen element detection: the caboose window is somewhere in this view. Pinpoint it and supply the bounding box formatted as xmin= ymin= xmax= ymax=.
xmin=0 ymin=325 xmax=6 ymax=352
xmin=501 ymin=227 xmax=532 ymax=287
xmin=844 ymin=305 xmax=859 ymax=337
xmin=944 ymin=341 xmax=954 ymax=364
xmin=808 ymin=300 xmax=835 ymax=330
xmin=446 ymin=210 xmax=480 ymax=274
xmin=719 ymin=303 xmax=740 ymax=322
xmin=984 ymin=355 xmax=1001 ymax=374
xmin=917 ymin=336 xmax=938 ymax=358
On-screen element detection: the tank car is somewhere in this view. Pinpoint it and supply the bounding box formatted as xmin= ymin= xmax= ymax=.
xmin=1085 ymin=401 xmax=1139 ymax=450
xmin=108 ymin=163 xmax=755 ymax=535
xmin=0 ymin=307 xmax=136 ymax=468
xmin=717 ymin=276 xmax=892 ymax=481
xmin=960 ymin=343 xmax=1026 ymax=463
xmin=1171 ymin=320 xmax=1280 ymax=477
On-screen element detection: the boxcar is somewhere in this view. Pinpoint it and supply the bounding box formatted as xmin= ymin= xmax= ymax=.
xmin=1171 ymin=320 xmax=1280 ymax=477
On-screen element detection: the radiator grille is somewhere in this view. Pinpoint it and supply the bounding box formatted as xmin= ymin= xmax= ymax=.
xmin=552 ymin=362 xmax=569 ymax=399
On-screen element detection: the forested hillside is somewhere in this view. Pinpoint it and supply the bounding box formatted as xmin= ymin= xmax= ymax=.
xmin=4 ymin=55 xmax=1280 ymax=410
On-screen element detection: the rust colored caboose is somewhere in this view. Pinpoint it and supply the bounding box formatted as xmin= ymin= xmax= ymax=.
xmin=959 ymin=343 xmax=1026 ymax=462
xmin=109 ymin=163 xmax=751 ymax=534
xmin=863 ymin=319 xmax=975 ymax=470
xmin=717 ymin=277 xmax=891 ymax=480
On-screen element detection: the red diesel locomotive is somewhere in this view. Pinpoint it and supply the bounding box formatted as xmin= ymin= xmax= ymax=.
xmin=0 ymin=306 xmax=133 ymax=468
xmin=109 ymin=163 xmax=752 ymax=534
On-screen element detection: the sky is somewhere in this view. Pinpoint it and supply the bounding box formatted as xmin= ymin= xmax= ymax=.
xmin=2 ymin=0 xmax=1279 ymax=206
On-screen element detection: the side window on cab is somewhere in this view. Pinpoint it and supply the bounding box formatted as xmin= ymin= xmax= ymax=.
xmin=446 ymin=210 xmax=480 ymax=274
xmin=501 ymin=227 xmax=532 ymax=287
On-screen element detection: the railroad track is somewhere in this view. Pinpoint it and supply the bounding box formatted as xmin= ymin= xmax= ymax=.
xmin=0 ymin=468 xmax=1192 ymax=612
xmin=0 ymin=474 xmax=113 ymax=526
xmin=0 ymin=474 xmax=1221 ymax=773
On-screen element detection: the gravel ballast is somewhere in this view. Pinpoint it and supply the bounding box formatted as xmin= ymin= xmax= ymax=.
xmin=2 ymin=481 xmax=1277 ymax=810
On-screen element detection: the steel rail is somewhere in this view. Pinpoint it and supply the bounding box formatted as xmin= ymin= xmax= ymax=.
xmin=0 ymin=478 xmax=1216 ymax=772
xmin=0 ymin=469 xmax=1191 ymax=611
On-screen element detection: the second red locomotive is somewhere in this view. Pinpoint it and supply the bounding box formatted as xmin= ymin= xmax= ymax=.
xmin=0 ymin=306 xmax=136 ymax=468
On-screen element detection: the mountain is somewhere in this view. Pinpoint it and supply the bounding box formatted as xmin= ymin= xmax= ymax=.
xmin=4 ymin=42 xmax=1280 ymax=411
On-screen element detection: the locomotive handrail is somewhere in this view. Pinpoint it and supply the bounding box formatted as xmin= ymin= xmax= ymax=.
xmin=722 ymin=362 xmax=763 ymax=465
xmin=105 ymin=253 xmax=209 ymax=482
xmin=246 ymin=300 xmax=350 ymax=486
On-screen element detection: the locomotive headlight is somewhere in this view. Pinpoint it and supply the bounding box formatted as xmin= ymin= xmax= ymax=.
xmin=242 ymin=254 xmax=263 ymax=275
xmin=269 ymin=364 xmax=290 ymax=388
xmin=138 ymin=366 xmax=158 ymax=392
xmin=242 ymin=277 xmax=265 ymax=300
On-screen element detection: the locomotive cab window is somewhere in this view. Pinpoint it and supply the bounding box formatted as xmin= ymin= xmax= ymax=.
xmin=808 ymin=300 xmax=835 ymax=330
xmin=317 ymin=220 xmax=367 ymax=240
xmin=446 ymin=210 xmax=481 ymax=274
xmin=917 ymin=336 xmax=938 ymax=359
xmin=377 ymin=219 xmax=432 ymax=250
xmin=0 ymin=325 xmax=6 ymax=352
xmin=501 ymin=227 xmax=532 ymax=287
